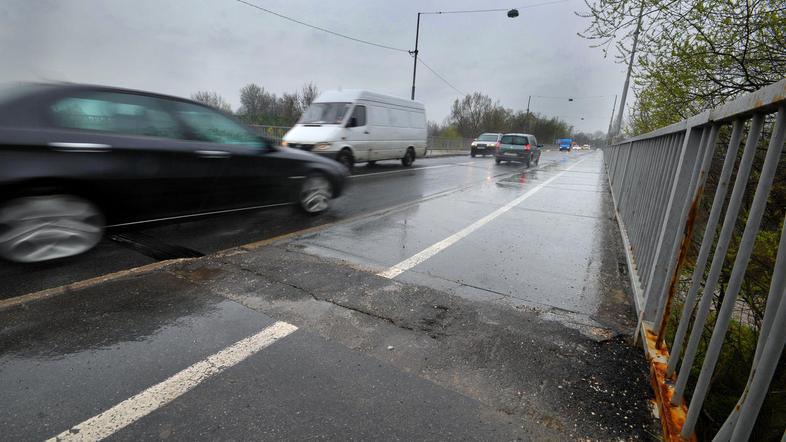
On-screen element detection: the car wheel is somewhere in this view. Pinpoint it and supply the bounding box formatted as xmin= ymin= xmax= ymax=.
xmin=401 ymin=147 xmax=415 ymax=167
xmin=470 ymin=150 xmax=476 ymax=158
xmin=299 ymin=174 xmax=332 ymax=215
xmin=336 ymin=149 xmax=354 ymax=171
xmin=525 ymin=157 xmax=531 ymax=168
xmin=535 ymin=153 xmax=540 ymax=166
xmin=0 ymin=194 xmax=104 ymax=263
xmin=495 ymin=158 xmax=502 ymax=164
xmin=367 ymin=160 xmax=377 ymax=167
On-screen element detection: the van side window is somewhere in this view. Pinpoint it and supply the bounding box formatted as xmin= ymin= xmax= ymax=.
xmin=349 ymin=105 xmax=366 ymax=127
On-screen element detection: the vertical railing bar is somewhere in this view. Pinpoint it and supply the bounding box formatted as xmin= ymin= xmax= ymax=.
xmin=681 ymin=106 xmax=786 ymax=438
xmin=654 ymin=125 xmax=717 ymax=340
xmin=640 ymin=131 xmax=687 ymax=300
xmin=619 ymin=141 xmax=640 ymax=215
xmin=616 ymin=142 xmax=635 ymax=212
xmin=642 ymin=133 xmax=684 ymax=292
xmin=637 ymin=136 xmax=668 ymax=283
xmin=623 ymin=141 xmax=646 ymax=250
xmin=631 ymin=137 xmax=662 ymax=260
xmin=639 ymin=136 xmax=668 ymax=259
xmin=666 ymin=119 xmax=745 ymax=376
xmin=642 ymin=135 xmax=678 ymax=280
xmin=671 ymin=114 xmax=764 ymax=403
xmin=724 ymin=218 xmax=786 ymax=441
xmin=714 ymin=209 xmax=786 ymax=440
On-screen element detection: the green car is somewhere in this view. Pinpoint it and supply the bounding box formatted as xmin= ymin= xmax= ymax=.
xmin=495 ymin=133 xmax=542 ymax=167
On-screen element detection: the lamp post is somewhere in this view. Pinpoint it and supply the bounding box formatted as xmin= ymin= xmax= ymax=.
xmin=410 ymin=8 xmax=519 ymax=100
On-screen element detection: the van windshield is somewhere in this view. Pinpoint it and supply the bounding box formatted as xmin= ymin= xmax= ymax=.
xmin=299 ymin=102 xmax=351 ymax=125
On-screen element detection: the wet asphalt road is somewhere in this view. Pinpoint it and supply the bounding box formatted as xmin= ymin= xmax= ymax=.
xmin=0 ymin=149 xmax=658 ymax=440
xmin=2 ymin=153 xmax=552 ymax=299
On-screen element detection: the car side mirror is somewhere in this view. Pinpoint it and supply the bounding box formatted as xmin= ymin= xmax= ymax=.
xmin=537 ymin=144 xmax=543 ymax=148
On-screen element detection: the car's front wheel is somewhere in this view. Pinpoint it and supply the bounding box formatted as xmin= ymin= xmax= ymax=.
xmin=298 ymin=174 xmax=332 ymax=215
xmin=0 ymin=194 xmax=104 ymax=263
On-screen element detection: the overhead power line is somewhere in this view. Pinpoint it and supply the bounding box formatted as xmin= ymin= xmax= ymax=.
xmin=234 ymin=0 xmax=409 ymax=53
xmin=415 ymin=56 xmax=465 ymax=96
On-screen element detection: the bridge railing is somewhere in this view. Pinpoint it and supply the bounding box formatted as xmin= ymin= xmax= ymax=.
xmin=603 ymin=79 xmax=786 ymax=440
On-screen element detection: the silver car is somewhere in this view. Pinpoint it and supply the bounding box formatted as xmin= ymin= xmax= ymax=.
xmin=470 ymin=133 xmax=502 ymax=157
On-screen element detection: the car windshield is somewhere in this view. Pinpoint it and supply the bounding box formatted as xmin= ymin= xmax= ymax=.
xmin=477 ymin=134 xmax=498 ymax=141
xmin=298 ymin=102 xmax=350 ymax=125
xmin=501 ymin=135 xmax=527 ymax=145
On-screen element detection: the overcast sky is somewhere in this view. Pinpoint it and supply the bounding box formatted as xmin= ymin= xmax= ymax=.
xmin=1 ymin=0 xmax=628 ymax=133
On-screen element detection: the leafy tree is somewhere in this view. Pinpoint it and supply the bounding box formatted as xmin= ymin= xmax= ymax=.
xmin=190 ymin=91 xmax=232 ymax=113
xmin=445 ymin=92 xmax=575 ymax=142
xmin=579 ymin=0 xmax=786 ymax=134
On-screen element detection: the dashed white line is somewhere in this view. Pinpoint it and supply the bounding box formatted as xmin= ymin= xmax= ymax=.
xmin=47 ymin=321 xmax=297 ymax=442
xmin=377 ymin=157 xmax=588 ymax=279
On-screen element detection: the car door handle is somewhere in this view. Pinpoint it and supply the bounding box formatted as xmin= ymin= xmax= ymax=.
xmin=195 ymin=150 xmax=231 ymax=158
xmin=49 ymin=142 xmax=112 ymax=152
xmin=364 ymin=131 xmax=369 ymax=134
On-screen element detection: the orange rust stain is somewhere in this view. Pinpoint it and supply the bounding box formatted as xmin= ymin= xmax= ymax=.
xmin=657 ymin=184 xmax=704 ymax=347
xmin=645 ymin=329 xmax=696 ymax=442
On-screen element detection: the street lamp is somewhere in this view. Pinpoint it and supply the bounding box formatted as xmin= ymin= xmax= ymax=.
xmin=410 ymin=8 xmax=519 ymax=100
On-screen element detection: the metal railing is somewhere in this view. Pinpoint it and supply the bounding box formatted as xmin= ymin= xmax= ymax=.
xmin=603 ymin=79 xmax=786 ymax=441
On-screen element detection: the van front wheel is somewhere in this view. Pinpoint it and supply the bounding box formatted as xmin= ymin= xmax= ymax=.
xmin=336 ymin=149 xmax=354 ymax=171
xmin=401 ymin=148 xmax=415 ymax=167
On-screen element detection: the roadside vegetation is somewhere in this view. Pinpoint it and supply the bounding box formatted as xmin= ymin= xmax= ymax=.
xmin=580 ymin=0 xmax=786 ymax=439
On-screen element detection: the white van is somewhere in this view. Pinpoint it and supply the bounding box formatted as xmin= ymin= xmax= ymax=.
xmin=282 ymin=90 xmax=427 ymax=169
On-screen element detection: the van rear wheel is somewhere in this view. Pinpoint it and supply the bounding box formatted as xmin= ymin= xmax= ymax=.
xmin=401 ymin=148 xmax=415 ymax=167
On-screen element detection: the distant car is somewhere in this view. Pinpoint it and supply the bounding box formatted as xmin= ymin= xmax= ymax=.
xmin=470 ymin=132 xmax=501 ymax=157
xmin=558 ymin=138 xmax=572 ymax=151
xmin=0 ymin=83 xmax=348 ymax=263
xmin=582 ymin=144 xmax=591 ymax=149
xmin=495 ymin=133 xmax=542 ymax=167
xmin=282 ymin=90 xmax=427 ymax=169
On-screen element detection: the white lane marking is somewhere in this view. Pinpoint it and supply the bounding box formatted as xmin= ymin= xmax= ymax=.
xmin=349 ymin=164 xmax=453 ymax=178
xmin=377 ymin=157 xmax=588 ymax=279
xmin=47 ymin=321 xmax=297 ymax=442
xmin=349 ymin=161 xmax=481 ymax=179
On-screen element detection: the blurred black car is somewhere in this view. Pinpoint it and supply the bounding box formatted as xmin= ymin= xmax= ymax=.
xmin=0 ymin=83 xmax=348 ymax=263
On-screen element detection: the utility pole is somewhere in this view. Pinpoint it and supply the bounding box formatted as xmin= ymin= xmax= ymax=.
xmin=612 ymin=1 xmax=644 ymax=136
xmin=525 ymin=95 xmax=531 ymax=131
xmin=410 ymin=13 xmax=421 ymax=100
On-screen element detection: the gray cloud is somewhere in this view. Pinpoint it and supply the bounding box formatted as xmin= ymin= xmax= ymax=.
xmin=1 ymin=0 xmax=626 ymax=132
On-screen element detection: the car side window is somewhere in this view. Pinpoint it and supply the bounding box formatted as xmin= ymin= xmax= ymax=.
xmin=349 ymin=105 xmax=366 ymax=127
xmin=50 ymin=92 xmax=183 ymax=139
xmin=171 ymin=102 xmax=262 ymax=147
xmin=528 ymin=136 xmax=538 ymax=146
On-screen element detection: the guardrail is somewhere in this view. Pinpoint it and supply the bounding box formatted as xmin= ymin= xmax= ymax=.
xmin=603 ymin=79 xmax=786 ymax=440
